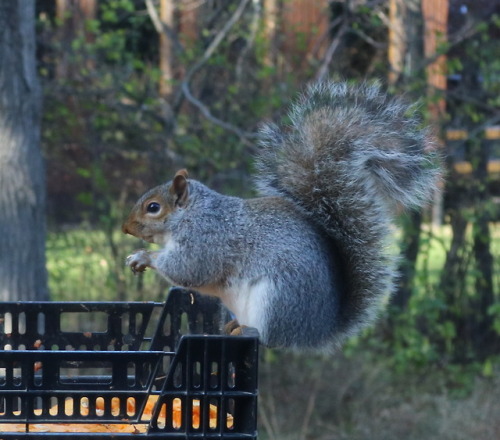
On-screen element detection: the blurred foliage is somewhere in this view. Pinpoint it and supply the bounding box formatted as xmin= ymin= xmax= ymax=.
xmin=257 ymin=345 xmax=500 ymax=440
xmin=46 ymin=228 xmax=167 ymax=302
xmin=35 ymin=0 xmax=500 ymax=385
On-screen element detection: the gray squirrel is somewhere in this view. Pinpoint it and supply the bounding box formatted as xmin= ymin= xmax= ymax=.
xmin=122 ymin=81 xmax=441 ymax=351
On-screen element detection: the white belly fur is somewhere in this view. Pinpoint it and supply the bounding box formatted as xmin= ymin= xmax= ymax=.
xmin=220 ymin=278 xmax=271 ymax=337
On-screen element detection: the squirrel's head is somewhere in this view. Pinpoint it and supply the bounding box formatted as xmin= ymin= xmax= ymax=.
xmin=122 ymin=169 xmax=189 ymax=244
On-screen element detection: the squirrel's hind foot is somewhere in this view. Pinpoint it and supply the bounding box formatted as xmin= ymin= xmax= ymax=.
xmin=224 ymin=319 xmax=248 ymax=336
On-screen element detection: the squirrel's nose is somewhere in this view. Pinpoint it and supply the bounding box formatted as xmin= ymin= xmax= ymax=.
xmin=122 ymin=223 xmax=130 ymax=235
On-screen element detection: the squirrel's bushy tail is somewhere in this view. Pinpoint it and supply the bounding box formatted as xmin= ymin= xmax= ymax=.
xmin=255 ymin=81 xmax=441 ymax=344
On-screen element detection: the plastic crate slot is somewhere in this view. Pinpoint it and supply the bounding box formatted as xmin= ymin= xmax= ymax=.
xmin=79 ymin=397 xmax=88 ymax=416
xmin=33 ymin=362 xmax=43 ymax=386
xmin=173 ymin=363 xmax=183 ymax=388
xmin=18 ymin=313 xmax=26 ymax=335
xmin=127 ymin=362 xmax=136 ymax=387
xmin=96 ymin=397 xmax=104 ymax=416
xmin=32 ymin=396 xmax=42 ymax=416
xmin=0 ymin=362 xmax=6 ymax=386
xmin=48 ymin=397 xmax=58 ymax=416
xmin=121 ymin=312 xmax=129 ymax=336
xmin=134 ymin=313 xmax=143 ymax=335
xmin=108 ymin=397 xmax=119 ymax=417
xmin=156 ymin=402 xmax=167 ymax=428
xmin=192 ymin=361 xmax=201 ymax=388
xmin=12 ymin=366 xmax=22 ymax=387
xmin=172 ymin=397 xmax=182 ymax=429
xmin=37 ymin=312 xmax=45 ymax=335
xmin=161 ymin=352 xmax=171 ymax=377
xmin=227 ymin=361 xmax=236 ymax=388
xmin=66 ymin=397 xmax=75 ymax=416
xmin=140 ymin=362 xmax=152 ymax=386
xmin=10 ymin=396 xmax=22 ymax=416
xmin=126 ymin=397 xmax=135 ymax=417
xmin=210 ymin=361 xmax=219 ymax=389
xmin=192 ymin=398 xmax=201 ymax=429
xmin=3 ymin=313 xmax=13 ymax=335
xmin=209 ymin=398 xmax=218 ymax=430
xmin=162 ymin=313 xmax=171 ymax=336
xmin=180 ymin=313 xmax=189 ymax=335
xmin=226 ymin=398 xmax=235 ymax=430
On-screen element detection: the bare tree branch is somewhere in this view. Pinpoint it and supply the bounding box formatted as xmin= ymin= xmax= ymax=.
xmin=314 ymin=21 xmax=349 ymax=83
xmin=351 ymin=27 xmax=386 ymax=49
xmin=179 ymin=0 xmax=257 ymax=144
xmin=308 ymin=15 xmax=344 ymax=63
xmin=184 ymin=0 xmax=251 ymax=76
xmin=145 ymin=0 xmax=184 ymax=54
xmin=236 ymin=0 xmax=261 ymax=81
xmin=181 ymin=83 xmax=256 ymax=143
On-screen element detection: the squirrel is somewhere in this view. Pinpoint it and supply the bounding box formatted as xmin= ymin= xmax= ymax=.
xmin=122 ymin=81 xmax=441 ymax=351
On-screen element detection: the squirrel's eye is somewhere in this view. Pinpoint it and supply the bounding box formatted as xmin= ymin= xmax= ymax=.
xmin=146 ymin=202 xmax=161 ymax=214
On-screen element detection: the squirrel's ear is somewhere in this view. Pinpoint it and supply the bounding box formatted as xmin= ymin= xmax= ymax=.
xmin=170 ymin=169 xmax=189 ymax=207
xmin=175 ymin=169 xmax=188 ymax=179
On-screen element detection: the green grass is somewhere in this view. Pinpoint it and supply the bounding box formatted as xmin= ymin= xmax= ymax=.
xmin=46 ymin=228 xmax=167 ymax=302
xmin=415 ymin=223 xmax=500 ymax=295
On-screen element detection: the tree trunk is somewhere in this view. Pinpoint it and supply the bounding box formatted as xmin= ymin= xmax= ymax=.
xmin=263 ymin=0 xmax=280 ymax=68
xmin=439 ymin=205 xmax=468 ymax=354
xmin=388 ymin=0 xmax=407 ymax=84
xmin=388 ymin=0 xmax=421 ymax=86
xmin=0 ymin=2 xmax=48 ymax=300
xmin=422 ymin=0 xmax=448 ymax=118
xmin=159 ymin=0 xmax=175 ymax=98
xmin=388 ymin=0 xmax=424 ymax=310
xmin=393 ymin=210 xmax=422 ymax=310
xmin=55 ymin=0 xmax=97 ymax=80
xmin=469 ymin=135 xmax=495 ymax=355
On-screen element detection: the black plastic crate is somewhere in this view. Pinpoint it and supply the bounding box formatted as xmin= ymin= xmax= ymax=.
xmin=0 ymin=288 xmax=259 ymax=439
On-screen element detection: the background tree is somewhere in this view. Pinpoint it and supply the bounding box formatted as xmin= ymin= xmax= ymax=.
xmin=387 ymin=0 xmax=425 ymax=311
xmin=0 ymin=1 xmax=48 ymax=301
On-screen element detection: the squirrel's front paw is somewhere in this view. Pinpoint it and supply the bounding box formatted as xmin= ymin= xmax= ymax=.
xmin=126 ymin=250 xmax=152 ymax=275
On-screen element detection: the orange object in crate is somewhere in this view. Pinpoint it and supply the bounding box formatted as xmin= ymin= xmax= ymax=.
xmin=0 ymin=395 xmax=233 ymax=433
